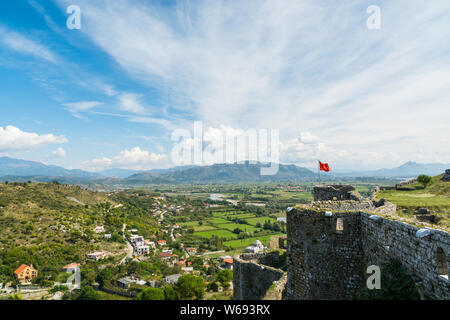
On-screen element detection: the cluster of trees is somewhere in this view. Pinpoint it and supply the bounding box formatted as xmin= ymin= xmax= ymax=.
xmin=136 ymin=274 xmax=206 ymax=300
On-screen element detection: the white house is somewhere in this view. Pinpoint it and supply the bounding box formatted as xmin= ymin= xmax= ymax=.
xmin=86 ymin=252 xmax=106 ymax=261
xmin=245 ymin=240 xmax=265 ymax=253
xmin=136 ymin=245 xmax=150 ymax=255
xmin=94 ymin=226 xmax=105 ymax=233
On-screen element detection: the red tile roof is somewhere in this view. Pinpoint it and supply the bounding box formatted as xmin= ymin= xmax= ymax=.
xmin=63 ymin=263 xmax=80 ymax=269
xmin=14 ymin=264 xmax=30 ymax=275
xmin=224 ymin=259 xmax=234 ymax=264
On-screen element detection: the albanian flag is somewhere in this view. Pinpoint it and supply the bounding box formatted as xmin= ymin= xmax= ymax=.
xmin=319 ymin=161 xmax=331 ymax=172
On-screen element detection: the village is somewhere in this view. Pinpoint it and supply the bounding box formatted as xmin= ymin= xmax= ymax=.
xmin=0 ymin=190 xmax=277 ymax=300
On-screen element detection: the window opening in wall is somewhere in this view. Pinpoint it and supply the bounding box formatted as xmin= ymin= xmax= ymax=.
xmin=384 ymin=229 xmax=389 ymax=249
xmin=436 ymin=247 xmax=448 ymax=279
xmin=336 ymin=218 xmax=344 ymax=232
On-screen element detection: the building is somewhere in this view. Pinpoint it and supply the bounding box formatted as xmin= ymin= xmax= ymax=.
xmin=165 ymin=274 xmax=181 ymax=285
xmin=14 ymin=264 xmax=38 ymax=282
xmin=219 ymin=255 xmax=233 ymax=262
xmin=157 ymin=240 xmax=166 ymax=246
xmin=104 ymin=234 xmax=112 ymax=239
xmin=136 ymin=245 xmax=150 ymax=255
xmin=94 ymin=226 xmax=105 ymax=233
xmin=186 ymin=247 xmax=197 ymax=255
xmin=245 ymin=240 xmax=265 ymax=253
xmin=224 ymin=259 xmax=234 ymax=270
xmin=86 ymin=252 xmax=106 ymax=261
xmin=117 ymin=277 xmax=134 ymax=289
xmin=160 ymin=252 xmax=172 ymax=261
xmin=63 ymin=263 xmax=80 ymax=273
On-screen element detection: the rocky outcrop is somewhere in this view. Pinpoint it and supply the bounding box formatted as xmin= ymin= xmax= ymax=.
xmin=442 ymin=169 xmax=450 ymax=181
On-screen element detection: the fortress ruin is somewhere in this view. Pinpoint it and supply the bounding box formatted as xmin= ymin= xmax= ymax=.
xmin=233 ymin=185 xmax=449 ymax=300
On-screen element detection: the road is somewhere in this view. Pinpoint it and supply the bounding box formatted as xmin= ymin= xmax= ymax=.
xmin=118 ymin=223 xmax=133 ymax=265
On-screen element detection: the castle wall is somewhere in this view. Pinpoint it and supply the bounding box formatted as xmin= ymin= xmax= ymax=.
xmin=286 ymin=209 xmax=365 ymax=299
xmin=360 ymin=212 xmax=449 ymax=299
xmin=285 ymin=207 xmax=449 ymax=300
xmin=233 ymin=252 xmax=285 ymax=300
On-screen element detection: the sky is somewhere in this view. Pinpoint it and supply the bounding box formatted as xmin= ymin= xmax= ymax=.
xmin=0 ymin=0 xmax=449 ymax=172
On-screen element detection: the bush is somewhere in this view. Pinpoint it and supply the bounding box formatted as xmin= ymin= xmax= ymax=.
xmin=355 ymin=259 xmax=420 ymax=300
xmin=78 ymin=286 xmax=100 ymax=300
xmin=136 ymin=287 xmax=165 ymax=300
xmin=176 ymin=274 xmax=206 ymax=300
xmin=417 ymin=175 xmax=432 ymax=188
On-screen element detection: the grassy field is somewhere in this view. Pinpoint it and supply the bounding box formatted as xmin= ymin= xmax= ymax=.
xmin=244 ymin=216 xmax=277 ymax=226
xmin=223 ymin=233 xmax=285 ymax=248
xmin=218 ymin=223 xmax=261 ymax=233
xmin=375 ymin=174 xmax=450 ymax=230
xmin=193 ymin=229 xmax=238 ymax=240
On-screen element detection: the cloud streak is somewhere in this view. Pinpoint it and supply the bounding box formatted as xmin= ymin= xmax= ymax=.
xmin=52 ymin=0 xmax=450 ymax=168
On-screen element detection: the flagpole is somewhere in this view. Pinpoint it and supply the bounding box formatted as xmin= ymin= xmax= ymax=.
xmin=318 ymin=160 xmax=320 ymax=183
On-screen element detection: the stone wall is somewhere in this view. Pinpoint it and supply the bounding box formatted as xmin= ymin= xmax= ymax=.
xmin=312 ymin=185 xmax=360 ymax=201
xmin=233 ymin=252 xmax=285 ymax=300
xmin=285 ymin=207 xmax=449 ymax=300
xmin=442 ymin=169 xmax=450 ymax=181
xmin=285 ymin=209 xmax=365 ymax=299
xmin=360 ymin=212 xmax=449 ymax=299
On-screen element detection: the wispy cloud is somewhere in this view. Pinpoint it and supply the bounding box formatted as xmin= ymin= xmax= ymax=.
xmin=0 ymin=25 xmax=59 ymax=63
xmin=52 ymin=0 xmax=450 ymax=167
xmin=62 ymin=101 xmax=104 ymax=119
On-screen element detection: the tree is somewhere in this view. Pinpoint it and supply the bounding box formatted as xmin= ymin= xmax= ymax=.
xmin=417 ymin=175 xmax=432 ymax=188
xmin=175 ymin=274 xmax=206 ymax=300
xmin=163 ymin=285 xmax=178 ymax=300
xmin=207 ymin=281 xmax=219 ymax=292
xmin=216 ymin=269 xmax=233 ymax=288
xmin=78 ymin=286 xmax=100 ymax=300
xmin=96 ymin=267 xmax=113 ymax=288
xmin=136 ymin=287 xmax=165 ymax=300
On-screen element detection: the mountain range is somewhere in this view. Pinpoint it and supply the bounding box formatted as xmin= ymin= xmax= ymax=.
xmin=0 ymin=156 xmax=448 ymax=184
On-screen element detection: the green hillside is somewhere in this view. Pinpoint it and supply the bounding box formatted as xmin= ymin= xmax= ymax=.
xmin=0 ymin=182 xmax=158 ymax=285
xmin=375 ymin=174 xmax=450 ymax=230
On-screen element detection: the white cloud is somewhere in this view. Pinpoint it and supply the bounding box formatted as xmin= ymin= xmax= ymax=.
xmin=86 ymin=147 xmax=167 ymax=170
xmin=0 ymin=25 xmax=58 ymax=63
xmin=52 ymin=147 xmax=66 ymax=158
xmin=62 ymin=101 xmax=103 ymax=119
xmin=118 ymin=93 xmax=147 ymax=115
xmin=54 ymin=0 xmax=450 ymax=167
xmin=0 ymin=125 xmax=67 ymax=151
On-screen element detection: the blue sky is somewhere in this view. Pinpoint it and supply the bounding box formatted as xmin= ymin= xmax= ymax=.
xmin=0 ymin=0 xmax=449 ymax=172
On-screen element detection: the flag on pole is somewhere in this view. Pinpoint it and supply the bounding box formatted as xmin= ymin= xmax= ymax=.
xmin=319 ymin=161 xmax=331 ymax=172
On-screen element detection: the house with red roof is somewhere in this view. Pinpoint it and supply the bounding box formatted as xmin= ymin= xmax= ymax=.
xmin=14 ymin=264 xmax=38 ymax=281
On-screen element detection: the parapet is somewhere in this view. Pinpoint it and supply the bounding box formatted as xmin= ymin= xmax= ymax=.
xmin=233 ymin=251 xmax=286 ymax=300
xmin=312 ymin=185 xmax=362 ymax=201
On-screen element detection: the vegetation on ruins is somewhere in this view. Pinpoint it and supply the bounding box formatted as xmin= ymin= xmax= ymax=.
xmin=355 ymin=259 xmax=420 ymax=300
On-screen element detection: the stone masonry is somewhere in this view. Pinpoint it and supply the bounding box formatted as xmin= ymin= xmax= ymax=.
xmin=286 ymin=205 xmax=449 ymax=300
xmin=233 ymin=252 xmax=285 ymax=300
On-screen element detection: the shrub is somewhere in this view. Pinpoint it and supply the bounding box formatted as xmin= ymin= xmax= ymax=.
xmin=355 ymin=259 xmax=420 ymax=300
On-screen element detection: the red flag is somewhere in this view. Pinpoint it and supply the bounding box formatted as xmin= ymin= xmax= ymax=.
xmin=319 ymin=161 xmax=331 ymax=172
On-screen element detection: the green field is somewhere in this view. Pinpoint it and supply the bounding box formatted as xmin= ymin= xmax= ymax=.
xmin=207 ymin=217 xmax=231 ymax=224
xmin=193 ymin=225 xmax=218 ymax=232
xmin=375 ymin=174 xmax=450 ymax=230
xmin=219 ymin=223 xmax=261 ymax=233
xmin=244 ymin=217 xmax=277 ymax=226
xmin=193 ymin=229 xmax=238 ymax=240
xmin=223 ymin=234 xmax=285 ymax=248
